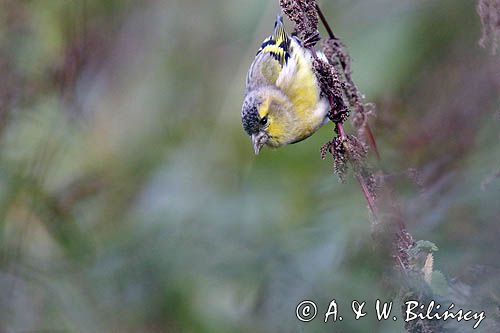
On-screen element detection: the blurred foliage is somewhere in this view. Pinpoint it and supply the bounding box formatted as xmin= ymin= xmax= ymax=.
xmin=0 ymin=0 xmax=499 ymax=332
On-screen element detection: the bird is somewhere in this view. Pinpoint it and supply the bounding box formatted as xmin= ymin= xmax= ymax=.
xmin=241 ymin=14 xmax=329 ymax=155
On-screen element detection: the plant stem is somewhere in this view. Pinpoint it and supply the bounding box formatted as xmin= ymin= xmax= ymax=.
xmin=356 ymin=173 xmax=378 ymax=219
xmin=315 ymin=3 xmax=337 ymax=40
xmin=314 ymin=4 xmax=377 ymax=218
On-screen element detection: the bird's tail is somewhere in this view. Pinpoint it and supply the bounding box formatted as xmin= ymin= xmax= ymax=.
xmin=274 ymin=14 xmax=284 ymax=28
xmin=271 ymin=14 xmax=288 ymax=47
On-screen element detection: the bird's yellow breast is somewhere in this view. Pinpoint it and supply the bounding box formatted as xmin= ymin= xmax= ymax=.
xmin=276 ymin=44 xmax=326 ymax=141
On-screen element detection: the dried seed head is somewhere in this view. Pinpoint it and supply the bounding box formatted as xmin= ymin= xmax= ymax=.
xmin=396 ymin=228 xmax=415 ymax=269
xmin=344 ymin=135 xmax=368 ymax=173
xmin=477 ymin=0 xmax=500 ymax=54
xmin=321 ymin=135 xmax=372 ymax=183
xmin=320 ymin=141 xmax=330 ymax=160
xmin=321 ymin=133 xmax=374 ymax=183
xmin=321 ymin=137 xmax=348 ymax=181
xmin=312 ymin=58 xmax=338 ymax=93
xmin=332 ymin=137 xmax=348 ymax=181
xmin=284 ymin=1 xmax=380 ymax=193
xmin=279 ymin=0 xmax=302 ymax=23
xmin=313 ymin=58 xmax=349 ymax=123
xmin=320 ymin=37 xmax=378 ymax=155
xmin=321 ymin=38 xmax=355 ymax=103
xmin=351 ymin=110 xmax=365 ymax=130
xmin=279 ymin=0 xmax=319 ymax=45
xmin=351 ymin=103 xmax=374 ymax=129
xmin=360 ymin=168 xmax=381 ymax=201
xmin=322 ymin=38 xmax=350 ymax=75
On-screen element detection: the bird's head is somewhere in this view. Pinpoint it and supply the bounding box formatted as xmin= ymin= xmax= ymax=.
xmin=241 ymin=88 xmax=295 ymax=154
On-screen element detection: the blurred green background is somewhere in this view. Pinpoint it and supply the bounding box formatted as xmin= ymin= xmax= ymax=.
xmin=0 ymin=0 xmax=499 ymax=332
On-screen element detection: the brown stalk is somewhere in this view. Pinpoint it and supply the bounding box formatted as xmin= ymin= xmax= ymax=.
xmin=309 ymin=3 xmax=378 ymax=218
xmin=315 ymin=4 xmax=380 ymax=160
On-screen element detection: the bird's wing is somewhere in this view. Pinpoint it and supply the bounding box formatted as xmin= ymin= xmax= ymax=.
xmin=245 ymin=15 xmax=291 ymax=91
xmin=275 ymin=36 xmax=327 ymax=125
xmin=275 ymin=36 xmax=309 ymax=97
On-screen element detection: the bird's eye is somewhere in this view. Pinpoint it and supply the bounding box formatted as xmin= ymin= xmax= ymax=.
xmin=260 ymin=116 xmax=268 ymax=126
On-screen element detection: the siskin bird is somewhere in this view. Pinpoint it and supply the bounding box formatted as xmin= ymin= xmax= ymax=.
xmin=241 ymin=14 xmax=329 ymax=154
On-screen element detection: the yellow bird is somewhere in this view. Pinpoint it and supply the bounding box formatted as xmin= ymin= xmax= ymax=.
xmin=241 ymin=15 xmax=329 ymax=154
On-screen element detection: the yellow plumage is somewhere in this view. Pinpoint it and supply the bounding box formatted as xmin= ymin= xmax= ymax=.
xmin=242 ymin=15 xmax=329 ymax=154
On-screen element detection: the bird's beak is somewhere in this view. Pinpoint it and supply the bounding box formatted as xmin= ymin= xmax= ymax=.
xmin=251 ymin=132 xmax=268 ymax=155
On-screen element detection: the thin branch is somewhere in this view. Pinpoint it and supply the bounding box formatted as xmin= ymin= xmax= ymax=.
xmin=315 ymin=3 xmax=337 ymax=40
xmin=356 ymin=174 xmax=378 ymax=218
